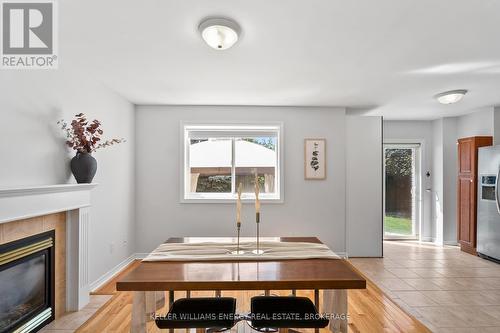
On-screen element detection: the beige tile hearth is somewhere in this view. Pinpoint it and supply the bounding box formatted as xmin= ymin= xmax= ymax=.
xmin=40 ymin=295 xmax=112 ymax=333
xmin=350 ymin=241 xmax=500 ymax=332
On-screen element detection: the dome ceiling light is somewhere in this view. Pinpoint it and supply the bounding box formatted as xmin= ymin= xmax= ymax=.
xmin=435 ymin=89 xmax=468 ymax=104
xmin=199 ymin=18 xmax=241 ymax=50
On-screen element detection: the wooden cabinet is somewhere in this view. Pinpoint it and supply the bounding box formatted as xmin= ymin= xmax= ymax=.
xmin=457 ymin=136 xmax=492 ymax=254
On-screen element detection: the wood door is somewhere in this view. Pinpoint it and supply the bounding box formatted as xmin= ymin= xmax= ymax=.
xmin=458 ymin=137 xmax=474 ymax=175
xmin=458 ymin=176 xmax=475 ymax=251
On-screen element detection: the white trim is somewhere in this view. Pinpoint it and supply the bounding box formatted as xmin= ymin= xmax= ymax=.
xmin=0 ymin=183 xmax=97 ymax=311
xmin=0 ymin=183 xmax=97 ymax=197
xmin=134 ymin=252 xmax=150 ymax=260
xmin=0 ymin=183 xmax=97 ymax=224
xmin=89 ymin=253 xmax=137 ymax=292
xmin=183 ymin=192 xmax=282 ymax=204
xmin=444 ymin=241 xmax=458 ymax=246
xmin=383 ymin=140 xmax=425 ymax=241
xmin=334 ymin=251 xmax=348 ymax=259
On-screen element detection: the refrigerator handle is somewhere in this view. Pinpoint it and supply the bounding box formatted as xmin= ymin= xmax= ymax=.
xmin=496 ymin=168 xmax=500 ymax=215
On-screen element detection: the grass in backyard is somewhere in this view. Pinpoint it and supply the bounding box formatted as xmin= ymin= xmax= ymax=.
xmin=384 ymin=215 xmax=412 ymax=235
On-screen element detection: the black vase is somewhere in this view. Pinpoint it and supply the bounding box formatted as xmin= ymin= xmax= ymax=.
xmin=70 ymin=152 xmax=97 ymax=183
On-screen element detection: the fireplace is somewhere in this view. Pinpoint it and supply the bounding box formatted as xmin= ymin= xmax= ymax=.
xmin=0 ymin=231 xmax=55 ymax=333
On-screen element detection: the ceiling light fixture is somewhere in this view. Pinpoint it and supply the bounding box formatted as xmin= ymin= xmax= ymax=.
xmin=435 ymin=89 xmax=468 ymax=104
xmin=199 ymin=18 xmax=240 ymax=50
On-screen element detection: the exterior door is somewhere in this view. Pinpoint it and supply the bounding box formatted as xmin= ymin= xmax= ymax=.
xmin=384 ymin=144 xmax=421 ymax=239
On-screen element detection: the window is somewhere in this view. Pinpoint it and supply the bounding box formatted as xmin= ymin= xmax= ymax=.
xmin=183 ymin=124 xmax=282 ymax=201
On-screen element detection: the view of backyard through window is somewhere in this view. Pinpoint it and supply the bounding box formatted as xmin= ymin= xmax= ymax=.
xmin=384 ymin=147 xmax=415 ymax=236
xmin=190 ymin=137 xmax=277 ymax=194
xmin=185 ymin=125 xmax=280 ymax=200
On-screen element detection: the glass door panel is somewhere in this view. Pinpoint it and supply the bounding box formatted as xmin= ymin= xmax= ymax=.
xmin=384 ymin=144 xmax=420 ymax=239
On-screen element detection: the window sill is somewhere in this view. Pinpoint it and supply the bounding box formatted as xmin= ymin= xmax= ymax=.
xmin=180 ymin=196 xmax=283 ymax=204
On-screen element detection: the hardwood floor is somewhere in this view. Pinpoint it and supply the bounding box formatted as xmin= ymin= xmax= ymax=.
xmin=78 ymin=260 xmax=430 ymax=333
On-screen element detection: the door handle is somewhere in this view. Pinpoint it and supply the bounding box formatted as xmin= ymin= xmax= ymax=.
xmin=496 ymin=168 xmax=500 ymax=215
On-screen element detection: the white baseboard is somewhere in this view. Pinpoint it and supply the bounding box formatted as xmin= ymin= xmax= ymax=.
xmin=335 ymin=251 xmax=348 ymax=259
xmin=419 ymin=237 xmax=457 ymax=246
xmin=89 ymin=253 xmax=138 ymax=292
xmin=135 ymin=253 xmax=149 ymax=259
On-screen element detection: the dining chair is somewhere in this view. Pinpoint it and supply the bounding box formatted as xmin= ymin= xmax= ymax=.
xmin=248 ymin=296 xmax=329 ymax=332
xmin=155 ymin=297 xmax=238 ymax=332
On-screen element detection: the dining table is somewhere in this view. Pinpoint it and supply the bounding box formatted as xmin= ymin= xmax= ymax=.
xmin=116 ymin=237 xmax=366 ymax=333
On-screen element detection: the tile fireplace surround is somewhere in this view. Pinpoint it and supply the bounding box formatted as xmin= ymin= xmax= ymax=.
xmin=0 ymin=184 xmax=97 ymax=314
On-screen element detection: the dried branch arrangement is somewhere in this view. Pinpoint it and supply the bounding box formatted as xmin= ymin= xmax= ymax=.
xmin=58 ymin=113 xmax=125 ymax=153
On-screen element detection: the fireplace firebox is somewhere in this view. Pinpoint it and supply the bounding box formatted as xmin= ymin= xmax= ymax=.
xmin=0 ymin=230 xmax=55 ymax=333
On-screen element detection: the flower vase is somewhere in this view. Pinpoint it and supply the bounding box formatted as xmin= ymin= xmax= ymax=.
xmin=70 ymin=152 xmax=97 ymax=183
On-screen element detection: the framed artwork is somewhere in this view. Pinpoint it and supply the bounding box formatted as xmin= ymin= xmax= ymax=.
xmin=304 ymin=139 xmax=326 ymax=180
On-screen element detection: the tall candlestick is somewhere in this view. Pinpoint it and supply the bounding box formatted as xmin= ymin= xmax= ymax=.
xmin=237 ymin=183 xmax=242 ymax=225
xmin=253 ymin=172 xmax=264 ymax=255
xmin=232 ymin=183 xmax=244 ymax=255
xmin=255 ymin=173 xmax=260 ymax=215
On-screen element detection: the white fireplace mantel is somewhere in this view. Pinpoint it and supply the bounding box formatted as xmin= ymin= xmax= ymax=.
xmin=0 ymin=183 xmax=97 ymax=224
xmin=0 ymin=183 xmax=97 ymax=311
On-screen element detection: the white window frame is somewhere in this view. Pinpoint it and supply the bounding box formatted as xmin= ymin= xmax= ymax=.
xmin=180 ymin=122 xmax=284 ymax=203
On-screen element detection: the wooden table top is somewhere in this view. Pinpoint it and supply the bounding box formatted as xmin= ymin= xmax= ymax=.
xmin=116 ymin=237 xmax=366 ymax=291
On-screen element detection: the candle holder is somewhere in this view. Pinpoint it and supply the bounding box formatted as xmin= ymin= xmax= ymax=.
xmin=252 ymin=212 xmax=264 ymax=255
xmin=231 ymin=222 xmax=245 ymax=255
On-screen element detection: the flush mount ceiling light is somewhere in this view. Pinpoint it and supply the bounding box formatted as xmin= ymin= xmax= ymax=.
xmin=435 ymin=89 xmax=468 ymax=104
xmin=199 ymin=18 xmax=241 ymax=50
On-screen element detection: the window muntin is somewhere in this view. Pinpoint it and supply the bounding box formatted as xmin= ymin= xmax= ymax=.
xmin=184 ymin=125 xmax=281 ymax=201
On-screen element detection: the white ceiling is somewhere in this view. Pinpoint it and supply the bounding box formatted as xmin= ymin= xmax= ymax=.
xmin=63 ymin=0 xmax=500 ymax=119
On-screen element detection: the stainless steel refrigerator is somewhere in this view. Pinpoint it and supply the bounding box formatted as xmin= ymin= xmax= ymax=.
xmin=477 ymin=145 xmax=500 ymax=261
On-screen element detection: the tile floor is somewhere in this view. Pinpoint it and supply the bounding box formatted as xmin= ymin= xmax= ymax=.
xmin=39 ymin=294 xmax=112 ymax=333
xmin=350 ymin=241 xmax=500 ymax=332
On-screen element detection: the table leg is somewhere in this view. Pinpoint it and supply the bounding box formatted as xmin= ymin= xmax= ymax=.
xmin=146 ymin=291 xmax=165 ymax=313
xmin=169 ymin=291 xmax=175 ymax=333
xmin=323 ymin=289 xmax=348 ymax=333
xmin=169 ymin=291 xmax=175 ymax=306
xmin=131 ymin=291 xmax=147 ymax=333
xmin=131 ymin=291 xmax=165 ymax=333
xmin=314 ymin=289 xmax=320 ymax=333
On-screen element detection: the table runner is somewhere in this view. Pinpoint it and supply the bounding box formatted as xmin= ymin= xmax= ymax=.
xmin=143 ymin=240 xmax=340 ymax=261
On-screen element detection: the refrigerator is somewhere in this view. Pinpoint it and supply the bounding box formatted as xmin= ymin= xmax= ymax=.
xmin=477 ymin=145 xmax=500 ymax=261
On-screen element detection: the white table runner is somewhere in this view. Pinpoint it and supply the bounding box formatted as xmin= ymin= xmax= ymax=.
xmin=143 ymin=240 xmax=340 ymax=261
